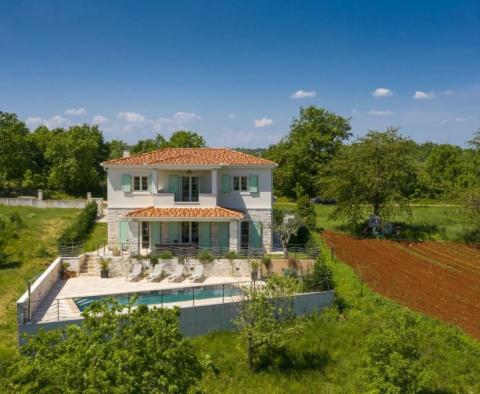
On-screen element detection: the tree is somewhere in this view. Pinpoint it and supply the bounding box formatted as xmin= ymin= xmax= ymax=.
xmin=323 ymin=128 xmax=417 ymax=230
xmin=5 ymin=300 xmax=204 ymax=393
xmin=265 ymin=106 xmax=352 ymax=198
xmin=296 ymin=194 xmax=316 ymax=230
xmin=366 ymin=312 xmax=424 ymax=393
xmin=106 ymin=139 xmax=128 ymax=160
xmin=235 ymin=276 xmax=301 ymax=371
xmin=273 ymin=212 xmax=304 ymax=258
xmin=0 ymin=112 xmax=32 ymax=185
xmin=45 ymin=124 xmax=108 ymax=195
xmin=303 ymin=255 xmax=334 ymax=292
xmin=461 ymin=186 xmax=480 ymax=243
xmin=130 ymin=135 xmax=164 ymax=154
xmin=167 ymin=130 xmax=206 ymax=148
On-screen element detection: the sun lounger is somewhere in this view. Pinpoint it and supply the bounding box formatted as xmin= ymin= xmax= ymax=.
xmin=168 ymin=264 xmax=185 ymax=282
xmin=128 ymin=263 xmax=143 ymax=282
xmin=190 ymin=264 xmax=205 ymax=282
xmin=146 ymin=263 xmax=165 ymax=282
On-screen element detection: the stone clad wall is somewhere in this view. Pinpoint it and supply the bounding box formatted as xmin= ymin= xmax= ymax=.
xmin=107 ymin=208 xmax=134 ymax=245
xmin=244 ymin=209 xmax=273 ymax=252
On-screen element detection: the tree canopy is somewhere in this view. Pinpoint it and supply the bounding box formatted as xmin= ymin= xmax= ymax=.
xmin=265 ymin=106 xmax=352 ymax=198
xmin=4 ymin=300 xmax=204 ymax=393
xmin=323 ymin=128 xmax=418 ymax=228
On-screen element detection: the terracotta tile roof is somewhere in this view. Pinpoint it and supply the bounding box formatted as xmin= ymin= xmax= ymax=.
xmin=126 ymin=206 xmax=244 ymax=219
xmin=102 ymin=148 xmax=276 ymax=166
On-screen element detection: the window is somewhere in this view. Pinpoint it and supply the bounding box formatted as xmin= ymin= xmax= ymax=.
xmin=181 ymin=222 xmax=199 ymax=243
xmin=240 ymin=221 xmax=249 ymax=250
xmin=133 ymin=176 xmax=149 ymax=192
xmin=233 ymin=176 xmax=248 ymax=191
xmin=141 ymin=222 xmax=150 ymax=249
xmin=179 ymin=176 xmax=199 ymax=202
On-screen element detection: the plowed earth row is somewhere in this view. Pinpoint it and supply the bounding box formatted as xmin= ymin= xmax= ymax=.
xmin=324 ymin=231 xmax=480 ymax=338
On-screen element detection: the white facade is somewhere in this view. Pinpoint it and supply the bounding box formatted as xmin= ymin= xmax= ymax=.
xmin=104 ymin=159 xmax=275 ymax=253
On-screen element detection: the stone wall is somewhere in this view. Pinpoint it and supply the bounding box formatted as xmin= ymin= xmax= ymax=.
xmin=244 ymin=208 xmax=273 ymax=252
xmin=107 ymin=208 xmax=134 ymax=245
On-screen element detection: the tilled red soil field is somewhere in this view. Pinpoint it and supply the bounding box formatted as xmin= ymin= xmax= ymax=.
xmin=324 ymin=231 xmax=480 ymax=339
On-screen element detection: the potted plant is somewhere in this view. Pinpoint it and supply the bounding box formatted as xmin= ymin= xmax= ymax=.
xmin=198 ymin=250 xmax=214 ymax=264
xmin=100 ymin=257 xmax=111 ymax=278
xmin=61 ymin=261 xmax=70 ymax=279
xmin=261 ymin=256 xmax=272 ymax=276
xmin=249 ymin=259 xmax=259 ymax=282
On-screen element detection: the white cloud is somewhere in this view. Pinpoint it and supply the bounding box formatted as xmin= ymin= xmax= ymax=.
xmin=117 ymin=111 xmax=146 ymax=123
xmin=455 ymin=117 xmax=468 ymax=123
xmin=92 ymin=115 xmax=109 ymax=125
xmin=26 ymin=115 xmax=71 ymax=129
xmin=367 ymin=110 xmax=393 ymax=116
xmin=173 ymin=112 xmax=200 ymax=121
xmin=413 ymin=91 xmax=436 ymax=100
xmin=65 ymin=107 xmax=86 ymax=116
xmin=254 ymin=117 xmax=274 ymax=127
xmin=351 ymin=109 xmax=359 ymax=115
xmin=26 ymin=117 xmax=44 ymax=129
xmin=228 ymin=113 xmax=235 ymax=119
xmin=291 ymin=90 xmax=316 ymax=99
xmin=372 ymin=88 xmax=393 ymax=97
xmin=441 ymin=90 xmax=453 ymax=95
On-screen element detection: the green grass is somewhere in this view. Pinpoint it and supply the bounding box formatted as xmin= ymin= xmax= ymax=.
xmin=194 ymin=235 xmax=480 ymax=393
xmin=0 ymin=206 xmax=80 ymax=363
xmin=275 ymin=202 xmax=466 ymax=241
xmin=84 ymin=222 xmax=108 ymax=252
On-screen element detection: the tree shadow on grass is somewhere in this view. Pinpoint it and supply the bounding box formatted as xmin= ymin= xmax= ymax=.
xmin=0 ymin=260 xmax=22 ymax=269
xmin=256 ymin=347 xmax=330 ymax=373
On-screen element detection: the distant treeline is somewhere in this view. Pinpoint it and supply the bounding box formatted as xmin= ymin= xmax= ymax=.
xmin=1 ymin=109 xmax=479 ymax=200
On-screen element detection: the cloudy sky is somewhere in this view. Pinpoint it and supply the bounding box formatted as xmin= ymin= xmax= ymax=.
xmin=1 ymin=0 xmax=479 ymax=147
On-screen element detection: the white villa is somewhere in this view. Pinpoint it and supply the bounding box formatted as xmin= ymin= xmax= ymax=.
xmin=102 ymin=148 xmax=277 ymax=255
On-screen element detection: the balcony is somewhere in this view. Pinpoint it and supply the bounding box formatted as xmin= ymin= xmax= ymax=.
xmin=153 ymin=192 xmax=217 ymax=207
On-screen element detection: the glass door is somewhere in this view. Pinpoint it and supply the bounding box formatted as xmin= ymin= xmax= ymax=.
xmin=180 ymin=176 xmax=199 ymax=202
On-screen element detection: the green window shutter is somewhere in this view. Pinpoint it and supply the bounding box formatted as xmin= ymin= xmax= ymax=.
xmin=150 ymin=222 xmax=161 ymax=248
xmin=168 ymin=175 xmax=180 ymax=200
xmin=122 ymin=174 xmax=131 ymax=192
xmin=168 ymin=222 xmax=179 ymax=243
xmin=249 ymin=174 xmax=258 ymax=193
xmin=221 ymin=175 xmax=231 ymax=193
xmin=148 ymin=175 xmax=152 ymax=192
xmin=199 ymin=222 xmax=211 ymax=248
xmin=249 ymin=222 xmax=262 ymax=249
xmin=218 ymin=222 xmax=230 ymax=249
xmin=119 ymin=221 xmax=129 ymax=244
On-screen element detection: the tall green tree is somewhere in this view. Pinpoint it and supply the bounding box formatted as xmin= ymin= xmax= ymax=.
xmin=4 ymin=300 xmax=204 ymax=393
xmin=106 ymin=139 xmax=128 ymax=160
xmin=324 ymin=128 xmax=417 ymax=229
xmin=0 ymin=112 xmax=32 ymax=185
xmin=167 ymin=130 xmax=206 ymax=148
xmin=265 ymin=106 xmax=351 ymax=198
xmin=45 ymin=124 xmax=108 ymax=195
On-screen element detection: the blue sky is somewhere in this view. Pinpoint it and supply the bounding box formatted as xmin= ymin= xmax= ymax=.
xmin=1 ymin=0 xmax=479 ymax=147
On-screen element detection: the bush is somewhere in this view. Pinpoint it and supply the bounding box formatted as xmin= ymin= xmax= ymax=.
xmin=198 ymin=250 xmax=214 ymax=263
xmin=57 ymin=202 xmax=97 ymax=247
xmin=149 ymin=255 xmax=159 ymax=265
xmin=303 ymin=256 xmax=334 ymax=291
xmin=225 ymin=251 xmax=238 ymax=260
xmin=158 ymin=250 xmax=173 ymax=260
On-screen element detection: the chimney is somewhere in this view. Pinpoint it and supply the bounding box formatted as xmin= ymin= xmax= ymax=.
xmin=123 ymin=149 xmax=130 ymax=158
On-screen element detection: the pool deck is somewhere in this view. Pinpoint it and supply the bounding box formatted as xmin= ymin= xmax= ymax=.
xmin=32 ymin=275 xmax=252 ymax=324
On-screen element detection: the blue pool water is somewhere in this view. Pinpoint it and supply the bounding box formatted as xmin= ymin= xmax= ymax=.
xmin=74 ymin=285 xmax=242 ymax=312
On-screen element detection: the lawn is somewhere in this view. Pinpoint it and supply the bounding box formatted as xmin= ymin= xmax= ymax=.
xmin=194 ymin=236 xmax=480 ymax=393
xmin=84 ymin=222 xmax=108 ymax=253
xmin=275 ymin=202 xmax=465 ymax=241
xmin=0 ymin=206 xmax=80 ymax=363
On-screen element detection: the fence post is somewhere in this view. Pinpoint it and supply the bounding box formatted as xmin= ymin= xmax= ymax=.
xmin=192 ymin=287 xmax=195 ymax=306
xmin=222 ymin=284 xmax=225 ymax=303
xmin=27 ymin=280 xmax=32 ymax=322
xmin=57 ymin=300 xmax=59 ymax=321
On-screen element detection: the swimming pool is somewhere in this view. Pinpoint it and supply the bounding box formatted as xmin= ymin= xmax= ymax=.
xmin=74 ymin=285 xmax=242 ymax=312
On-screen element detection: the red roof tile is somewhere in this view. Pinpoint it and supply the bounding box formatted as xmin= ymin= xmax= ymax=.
xmin=126 ymin=206 xmax=244 ymax=219
xmin=102 ymin=148 xmax=276 ymax=166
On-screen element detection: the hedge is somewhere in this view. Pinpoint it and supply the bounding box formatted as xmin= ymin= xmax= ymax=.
xmin=57 ymin=202 xmax=97 ymax=246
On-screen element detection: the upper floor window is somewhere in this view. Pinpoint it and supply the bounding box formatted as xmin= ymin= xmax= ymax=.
xmin=233 ymin=176 xmax=248 ymax=191
xmin=133 ymin=176 xmax=149 ymax=192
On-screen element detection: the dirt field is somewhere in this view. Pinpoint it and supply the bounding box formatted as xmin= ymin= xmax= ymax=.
xmin=324 ymin=231 xmax=480 ymax=339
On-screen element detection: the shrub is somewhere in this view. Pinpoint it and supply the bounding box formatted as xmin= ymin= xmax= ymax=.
xmin=149 ymin=255 xmax=159 ymax=265
xmin=99 ymin=258 xmax=111 ymax=270
xmin=57 ymin=202 xmax=97 ymax=248
xmin=261 ymin=256 xmax=272 ymax=272
xmin=303 ymin=255 xmax=334 ymax=292
xmin=225 ymin=251 xmax=238 ymax=261
xmin=158 ymin=250 xmax=173 ymax=260
xmin=282 ymin=267 xmax=297 ymax=279
xmin=198 ymin=250 xmax=214 ymax=263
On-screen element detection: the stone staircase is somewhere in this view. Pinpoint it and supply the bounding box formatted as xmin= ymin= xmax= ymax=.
xmin=79 ymin=254 xmax=98 ymax=276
